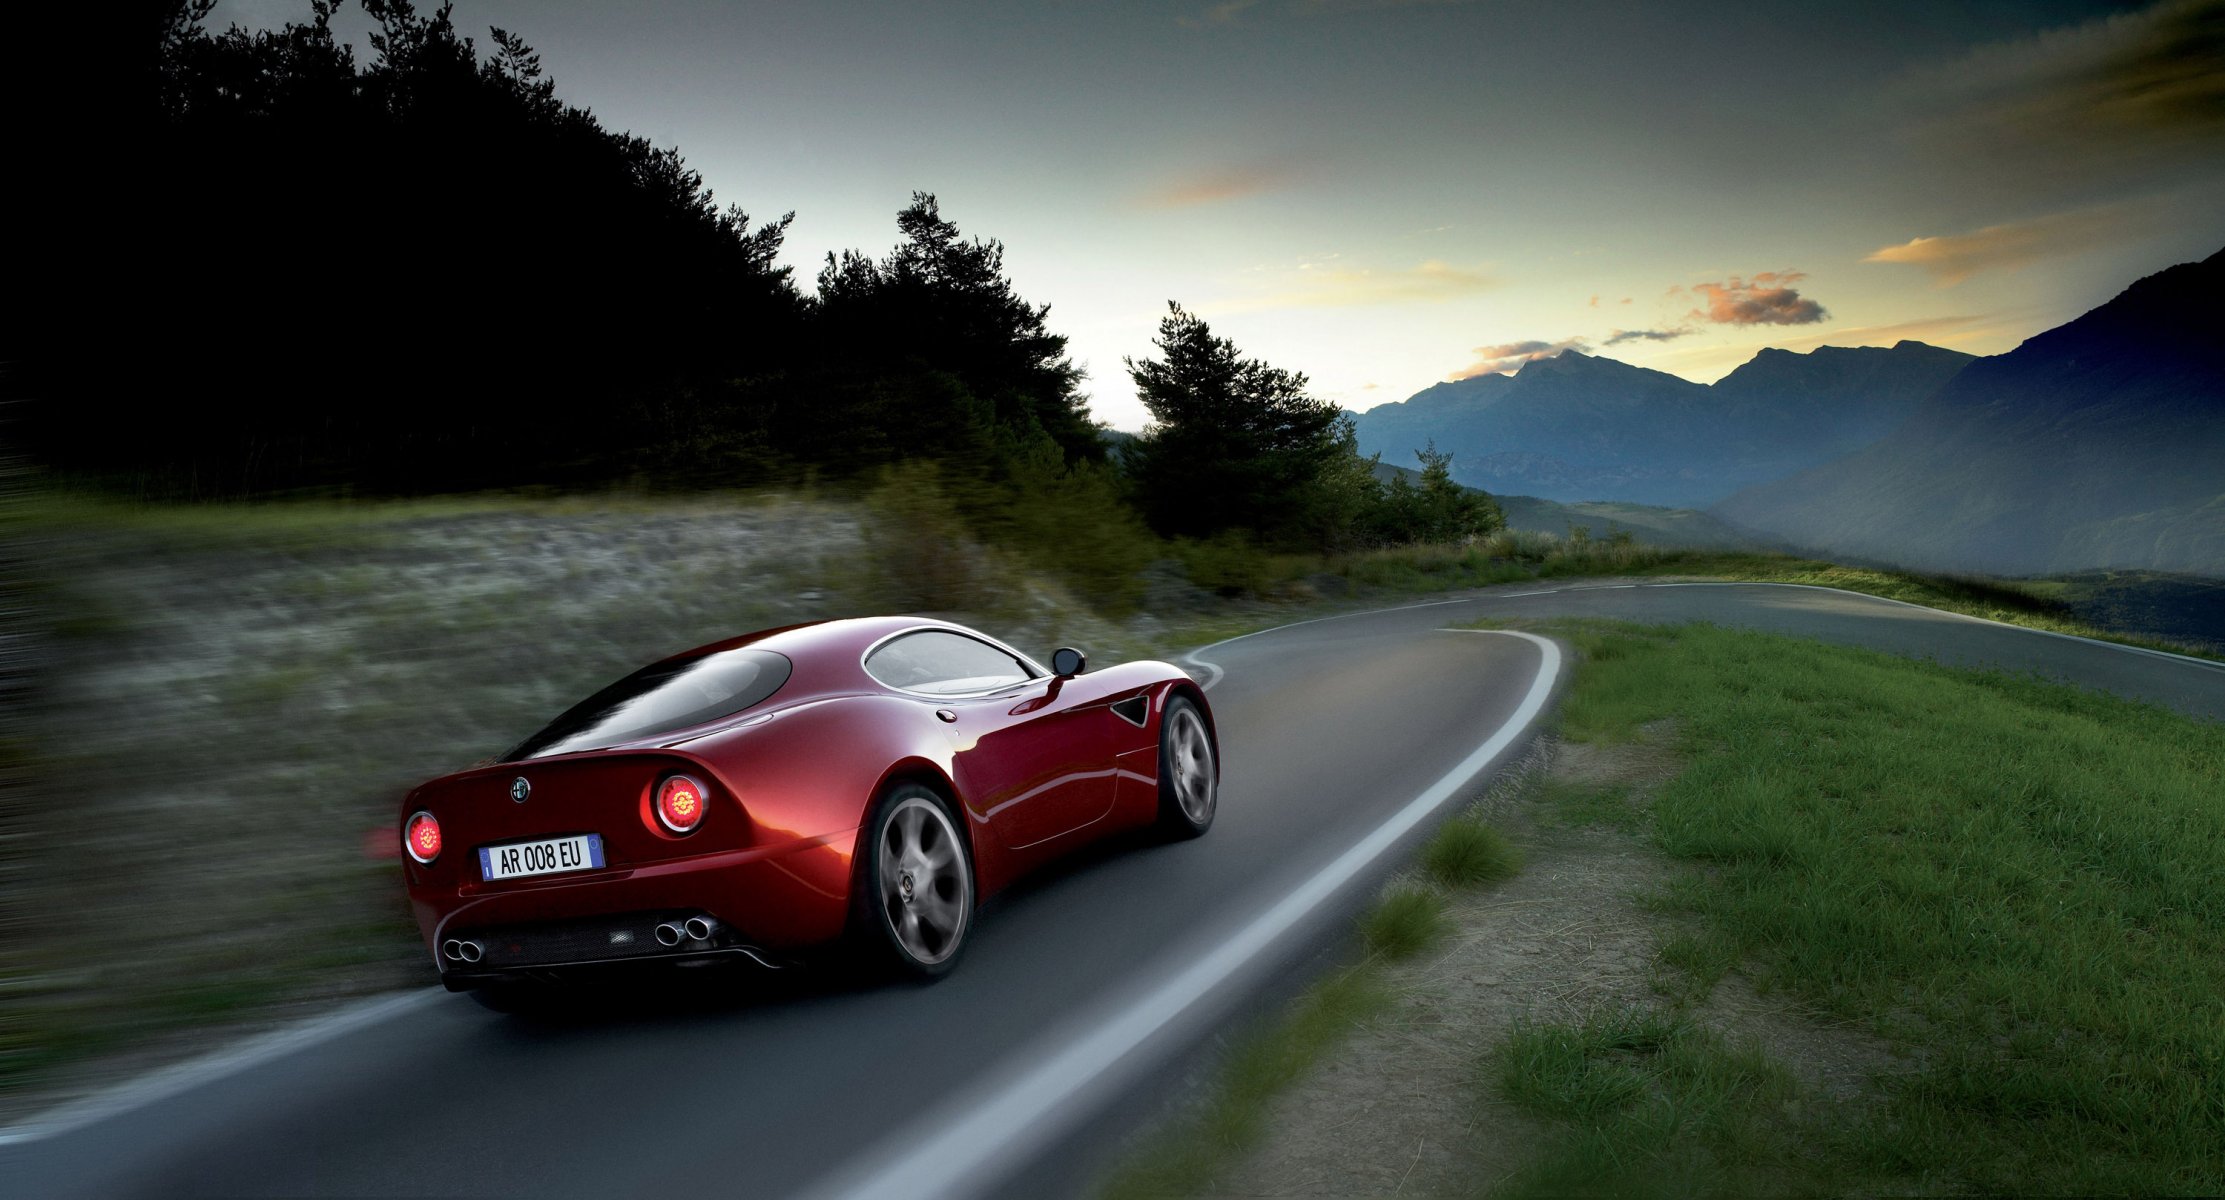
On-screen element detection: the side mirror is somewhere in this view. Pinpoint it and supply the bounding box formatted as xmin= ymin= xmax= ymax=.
xmin=1050 ymin=647 xmax=1086 ymax=678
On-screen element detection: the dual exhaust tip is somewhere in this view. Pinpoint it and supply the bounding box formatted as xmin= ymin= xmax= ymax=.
xmin=656 ymin=916 xmax=720 ymax=947
xmin=442 ymin=916 xmax=720 ymax=963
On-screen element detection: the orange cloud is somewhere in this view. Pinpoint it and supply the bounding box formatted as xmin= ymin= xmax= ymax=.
xmin=1138 ymin=161 xmax=1295 ymax=209
xmin=1454 ymin=337 xmax=1587 ymax=378
xmin=1687 ymin=272 xmax=1829 ymax=326
xmin=1864 ymin=206 xmax=2131 ymax=285
xmin=1211 ymin=258 xmax=1499 ymax=312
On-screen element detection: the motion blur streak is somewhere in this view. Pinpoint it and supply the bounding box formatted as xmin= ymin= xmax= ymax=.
xmin=802 ymin=630 xmax=1560 ymax=1200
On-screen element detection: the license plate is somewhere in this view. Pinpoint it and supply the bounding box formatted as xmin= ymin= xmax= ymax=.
xmin=479 ymin=834 xmax=605 ymax=882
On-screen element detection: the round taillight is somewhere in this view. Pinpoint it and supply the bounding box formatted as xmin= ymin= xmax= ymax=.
xmin=656 ymin=775 xmax=707 ymax=834
xmin=404 ymin=811 xmax=442 ymax=864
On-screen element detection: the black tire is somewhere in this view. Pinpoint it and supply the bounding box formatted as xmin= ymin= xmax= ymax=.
xmin=850 ymin=782 xmax=976 ymax=980
xmin=1156 ymin=695 xmax=1218 ymax=840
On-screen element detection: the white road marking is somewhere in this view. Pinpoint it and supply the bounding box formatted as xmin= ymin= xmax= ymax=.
xmin=808 ymin=630 xmax=1562 ymax=1200
xmin=0 ymin=989 xmax=441 ymax=1147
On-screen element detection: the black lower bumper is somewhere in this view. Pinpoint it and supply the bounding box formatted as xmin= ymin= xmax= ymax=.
xmin=438 ymin=909 xmax=786 ymax=987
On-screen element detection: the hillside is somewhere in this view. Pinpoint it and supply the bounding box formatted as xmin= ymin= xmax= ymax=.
xmin=1370 ymin=461 xmax=1757 ymax=549
xmin=1352 ymin=341 xmax=1972 ymax=507
xmin=1716 ymin=249 xmax=2225 ymax=578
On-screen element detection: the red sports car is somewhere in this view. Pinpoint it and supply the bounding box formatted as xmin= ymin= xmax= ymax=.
xmin=398 ymin=617 xmax=1218 ymax=1007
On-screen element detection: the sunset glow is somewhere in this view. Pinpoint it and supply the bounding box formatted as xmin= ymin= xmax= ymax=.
xmin=206 ymin=0 xmax=2224 ymax=423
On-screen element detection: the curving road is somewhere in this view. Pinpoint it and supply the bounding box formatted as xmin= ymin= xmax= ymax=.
xmin=5 ymin=582 xmax=2220 ymax=1199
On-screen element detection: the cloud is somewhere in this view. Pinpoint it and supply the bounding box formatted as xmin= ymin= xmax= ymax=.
xmin=1454 ymin=337 xmax=1588 ymax=379
xmin=1891 ymin=0 xmax=2225 ymax=183
xmin=1769 ymin=314 xmax=1996 ymax=351
xmin=1177 ymin=0 xmax=1260 ymax=28
xmin=1181 ymin=0 xmax=1473 ymax=26
xmin=1687 ymin=271 xmax=1829 ymax=326
xmin=1863 ymin=206 xmax=2133 ymax=285
xmin=1602 ymin=327 xmax=1692 ymax=346
xmin=1138 ymin=161 xmax=1296 ymax=208
xmin=1212 ymin=258 xmax=1499 ymax=312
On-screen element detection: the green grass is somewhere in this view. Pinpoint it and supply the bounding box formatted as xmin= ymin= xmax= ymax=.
xmin=1362 ymin=884 xmax=1452 ymax=959
xmin=1489 ymin=620 xmax=2225 ymax=1195
xmin=1423 ymin=816 xmax=1524 ymax=888
xmin=1492 ymin=1007 xmax=1815 ymax=1199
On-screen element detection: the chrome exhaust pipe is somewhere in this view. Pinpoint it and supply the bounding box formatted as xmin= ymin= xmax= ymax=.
xmin=458 ymin=940 xmax=483 ymax=963
xmin=442 ymin=939 xmax=464 ymax=961
xmin=682 ymin=916 xmax=719 ymax=942
xmin=655 ymin=921 xmax=684 ymax=947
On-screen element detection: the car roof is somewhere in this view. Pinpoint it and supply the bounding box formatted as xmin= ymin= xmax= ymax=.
xmin=661 ymin=616 xmax=1042 ymax=694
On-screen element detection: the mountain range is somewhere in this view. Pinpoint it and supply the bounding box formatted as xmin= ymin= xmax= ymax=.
xmin=1717 ymin=249 xmax=2225 ymax=577
xmin=1352 ymin=340 xmax=1975 ymax=507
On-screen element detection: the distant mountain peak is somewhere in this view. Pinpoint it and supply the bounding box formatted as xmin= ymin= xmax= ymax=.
xmin=1354 ymin=332 xmax=1978 ymax=507
xmin=1521 ymin=347 xmax=1645 ymax=377
xmin=1715 ymin=246 xmax=2225 ymax=578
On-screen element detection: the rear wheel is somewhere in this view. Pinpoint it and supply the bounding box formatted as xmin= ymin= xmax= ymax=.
xmin=1156 ymin=696 xmax=1217 ymax=839
xmin=852 ymin=782 xmax=975 ymax=979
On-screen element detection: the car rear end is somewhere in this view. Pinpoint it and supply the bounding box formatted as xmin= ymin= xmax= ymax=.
xmin=399 ymin=749 xmax=854 ymax=989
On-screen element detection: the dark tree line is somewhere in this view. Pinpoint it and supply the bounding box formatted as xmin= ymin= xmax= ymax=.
xmin=15 ymin=1 xmax=1094 ymax=496
xmin=10 ymin=1 xmax=1497 ymax=553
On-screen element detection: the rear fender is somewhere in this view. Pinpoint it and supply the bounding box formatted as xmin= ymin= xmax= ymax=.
xmin=863 ymin=757 xmax=1010 ymax=897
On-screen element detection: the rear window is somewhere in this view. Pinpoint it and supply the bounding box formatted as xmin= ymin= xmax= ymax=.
xmin=507 ymin=649 xmax=792 ymax=761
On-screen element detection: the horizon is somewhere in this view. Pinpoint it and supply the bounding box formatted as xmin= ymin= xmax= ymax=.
xmin=207 ymin=0 xmax=2225 ymax=430
xmin=1366 ymin=332 xmax=1981 ymax=402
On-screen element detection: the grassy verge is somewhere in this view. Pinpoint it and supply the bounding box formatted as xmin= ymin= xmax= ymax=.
xmin=1096 ymin=816 xmax=1522 ymax=1200
xmin=1479 ymin=620 xmax=2225 ymax=1195
xmin=1494 ymin=1008 xmax=1811 ymax=1198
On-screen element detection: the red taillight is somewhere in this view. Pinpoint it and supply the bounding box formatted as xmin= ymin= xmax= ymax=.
xmin=404 ymin=811 xmax=442 ymax=864
xmin=656 ymin=775 xmax=707 ymax=834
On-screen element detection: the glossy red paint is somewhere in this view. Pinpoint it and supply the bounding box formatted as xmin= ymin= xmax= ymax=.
xmin=399 ymin=616 xmax=1215 ymax=985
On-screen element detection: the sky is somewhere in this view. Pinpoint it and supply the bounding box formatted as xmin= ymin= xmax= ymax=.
xmin=213 ymin=0 xmax=2225 ymax=431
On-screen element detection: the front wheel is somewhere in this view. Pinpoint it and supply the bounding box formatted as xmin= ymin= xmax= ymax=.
xmin=1156 ymin=696 xmax=1217 ymax=840
xmin=852 ymin=783 xmax=975 ymax=979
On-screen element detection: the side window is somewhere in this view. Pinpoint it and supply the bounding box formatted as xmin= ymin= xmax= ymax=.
xmin=866 ymin=631 xmax=1036 ymax=695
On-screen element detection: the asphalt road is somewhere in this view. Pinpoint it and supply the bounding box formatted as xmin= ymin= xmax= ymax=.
xmin=6 ymin=582 xmax=2221 ymax=1199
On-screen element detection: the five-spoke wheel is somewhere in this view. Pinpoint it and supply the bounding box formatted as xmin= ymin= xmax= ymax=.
xmin=856 ymin=783 xmax=974 ymax=978
xmin=1157 ymin=695 xmax=1217 ymax=839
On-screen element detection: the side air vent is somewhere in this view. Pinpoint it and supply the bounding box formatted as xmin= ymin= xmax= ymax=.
xmin=1110 ymin=695 xmax=1150 ymax=727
